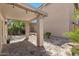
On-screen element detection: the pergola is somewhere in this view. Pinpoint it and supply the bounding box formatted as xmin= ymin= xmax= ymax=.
xmin=0 ymin=3 xmax=47 ymax=52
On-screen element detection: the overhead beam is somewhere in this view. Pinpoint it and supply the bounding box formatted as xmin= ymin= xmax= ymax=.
xmin=7 ymin=3 xmax=47 ymax=17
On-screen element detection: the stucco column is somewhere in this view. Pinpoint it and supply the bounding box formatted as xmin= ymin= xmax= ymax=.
xmin=0 ymin=13 xmax=4 ymax=52
xmin=25 ymin=21 xmax=30 ymax=40
xmin=2 ymin=19 xmax=8 ymax=44
xmin=37 ymin=19 xmax=44 ymax=47
xmin=0 ymin=19 xmax=3 ymax=53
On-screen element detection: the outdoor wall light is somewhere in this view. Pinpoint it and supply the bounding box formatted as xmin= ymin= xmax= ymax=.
xmin=5 ymin=20 xmax=8 ymax=24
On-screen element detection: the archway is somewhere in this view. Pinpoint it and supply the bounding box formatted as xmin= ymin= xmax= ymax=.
xmin=0 ymin=3 xmax=46 ymax=53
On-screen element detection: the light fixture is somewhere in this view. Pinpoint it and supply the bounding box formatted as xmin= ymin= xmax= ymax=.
xmin=5 ymin=20 xmax=8 ymax=25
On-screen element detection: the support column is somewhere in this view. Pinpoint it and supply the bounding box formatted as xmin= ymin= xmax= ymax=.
xmin=37 ymin=19 xmax=44 ymax=47
xmin=0 ymin=13 xmax=4 ymax=52
xmin=25 ymin=21 xmax=30 ymax=40
xmin=2 ymin=19 xmax=8 ymax=44
xmin=0 ymin=19 xmax=3 ymax=53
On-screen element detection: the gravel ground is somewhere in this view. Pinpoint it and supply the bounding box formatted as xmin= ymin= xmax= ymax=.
xmin=0 ymin=35 xmax=73 ymax=56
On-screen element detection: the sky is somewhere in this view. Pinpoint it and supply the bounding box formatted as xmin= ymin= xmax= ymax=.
xmin=29 ymin=3 xmax=43 ymax=8
xmin=30 ymin=3 xmax=43 ymax=23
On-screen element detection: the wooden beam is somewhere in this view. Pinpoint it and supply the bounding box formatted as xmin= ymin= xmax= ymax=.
xmin=7 ymin=3 xmax=47 ymax=17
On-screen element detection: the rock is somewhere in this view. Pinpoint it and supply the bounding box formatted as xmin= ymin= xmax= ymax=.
xmin=1 ymin=35 xmax=72 ymax=56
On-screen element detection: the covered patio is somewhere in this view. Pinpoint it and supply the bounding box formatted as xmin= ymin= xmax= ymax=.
xmin=0 ymin=3 xmax=73 ymax=56
xmin=0 ymin=3 xmax=47 ymax=53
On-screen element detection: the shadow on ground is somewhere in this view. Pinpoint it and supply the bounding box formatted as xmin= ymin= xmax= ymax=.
xmin=44 ymin=36 xmax=71 ymax=46
xmin=1 ymin=40 xmax=51 ymax=56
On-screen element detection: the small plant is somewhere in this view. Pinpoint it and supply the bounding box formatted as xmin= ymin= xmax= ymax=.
xmin=65 ymin=28 xmax=79 ymax=43
xmin=44 ymin=32 xmax=52 ymax=39
xmin=65 ymin=28 xmax=79 ymax=56
xmin=65 ymin=7 xmax=79 ymax=56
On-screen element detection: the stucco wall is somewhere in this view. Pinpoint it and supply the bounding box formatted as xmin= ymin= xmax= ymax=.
xmin=30 ymin=23 xmax=37 ymax=32
xmin=42 ymin=3 xmax=74 ymax=36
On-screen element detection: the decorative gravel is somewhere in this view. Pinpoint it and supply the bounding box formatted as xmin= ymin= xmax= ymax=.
xmin=0 ymin=35 xmax=73 ymax=56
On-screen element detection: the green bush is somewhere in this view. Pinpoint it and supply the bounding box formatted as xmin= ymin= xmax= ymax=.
xmin=66 ymin=7 xmax=79 ymax=56
xmin=44 ymin=32 xmax=52 ymax=39
xmin=65 ymin=28 xmax=79 ymax=43
xmin=65 ymin=28 xmax=79 ymax=56
xmin=8 ymin=20 xmax=25 ymax=35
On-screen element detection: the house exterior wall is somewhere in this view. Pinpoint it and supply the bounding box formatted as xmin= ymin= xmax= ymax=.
xmin=41 ymin=3 xmax=75 ymax=36
xmin=30 ymin=23 xmax=37 ymax=32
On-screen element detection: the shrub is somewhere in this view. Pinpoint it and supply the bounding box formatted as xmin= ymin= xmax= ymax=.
xmin=8 ymin=20 xmax=25 ymax=35
xmin=44 ymin=32 xmax=52 ymax=39
xmin=65 ymin=28 xmax=79 ymax=43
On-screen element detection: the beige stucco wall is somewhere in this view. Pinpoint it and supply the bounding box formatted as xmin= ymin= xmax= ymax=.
xmin=41 ymin=3 xmax=75 ymax=36
xmin=30 ymin=23 xmax=37 ymax=32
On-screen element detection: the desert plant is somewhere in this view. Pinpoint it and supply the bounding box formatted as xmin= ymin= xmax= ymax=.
xmin=65 ymin=8 xmax=79 ymax=43
xmin=64 ymin=5 xmax=79 ymax=56
xmin=65 ymin=28 xmax=79 ymax=43
xmin=44 ymin=32 xmax=52 ymax=39
xmin=64 ymin=28 xmax=79 ymax=56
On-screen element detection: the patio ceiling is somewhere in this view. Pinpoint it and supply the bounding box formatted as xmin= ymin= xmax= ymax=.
xmin=0 ymin=3 xmax=47 ymax=21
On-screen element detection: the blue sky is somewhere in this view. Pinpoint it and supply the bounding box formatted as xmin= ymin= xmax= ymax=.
xmin=30 ymin=3 xmax=43 ymax=23
xmin=29 ymin=3 xmax=43 ymax=8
